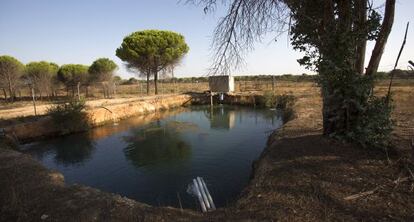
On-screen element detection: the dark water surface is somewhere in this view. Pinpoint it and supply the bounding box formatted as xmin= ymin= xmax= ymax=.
xmin=23 ymin=105 xmax=282 ymax=209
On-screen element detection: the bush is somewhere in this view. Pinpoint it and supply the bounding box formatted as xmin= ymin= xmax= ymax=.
xmin=262 ymin=91 xmax=296 ymax=122
xmin=263 ymin=91 xmax=296 ymax=109
xmin=47 ymin=99 xmax=90 ymax=134
xmin=341 ymin=96 xmax=393 ymax=149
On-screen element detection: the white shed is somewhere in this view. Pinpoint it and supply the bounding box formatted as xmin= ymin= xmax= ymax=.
xmin=208 ymin=75 xmax=234 ymax=93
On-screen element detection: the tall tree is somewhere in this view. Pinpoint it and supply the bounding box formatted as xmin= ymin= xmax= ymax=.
xmin=25 ymin=61 xmax=59 ymax=99
xmin=57 ymin=64 xmax=89 ymax=98
xmin=88 ymin=58 xmax=118 ymax=98
xmin=193 ymin=0 xmax=396 ymax=147
xmin=116 ymin=30 xmax=189 ymax=95
xmin=0 ymin=55 xmax=24 ymax=102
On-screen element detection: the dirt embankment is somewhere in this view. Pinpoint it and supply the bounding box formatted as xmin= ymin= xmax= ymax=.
xmin=0 ymin=85 xmax=413 ymax=221
xmin=2 ymin=94 xmax=192 ymax=142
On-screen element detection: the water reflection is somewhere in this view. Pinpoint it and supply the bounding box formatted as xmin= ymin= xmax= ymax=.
xmin=89 ymin=107 xmax=191 ymax=140
xmin=123 ymin=121 xmax=192 ymax=167
xmin=23 ymin=105 xmax=283 ymax=208
xmin=54 ymin=135 xmax=96 ymax=165
xmin=26 ymin=133 xmax=96 ymax=166
xmin=204 ymin=105 xmax=236 ymax=130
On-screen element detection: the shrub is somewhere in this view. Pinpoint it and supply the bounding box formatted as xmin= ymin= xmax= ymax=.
xmin=263 ymin=91 xmax=296 ymax=108
xmin=47 ymin=99 xmax=90 ymax=134
xmin=262 ymin=91 xmax=296 ymax=122
xmin=336 ymin=96 xmax=393 ymax=149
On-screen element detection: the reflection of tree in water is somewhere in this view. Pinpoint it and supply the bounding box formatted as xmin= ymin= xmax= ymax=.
xmin=54 ymin=133 xmax=96 ymax=165
xmin=123 ymin=121 xmax=192 ymax=167
xmin=25 ymin=133 xmax=96 ymax=166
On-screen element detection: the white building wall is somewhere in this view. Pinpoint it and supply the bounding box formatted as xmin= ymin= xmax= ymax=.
xmin=209 ymin=76 xmax=234 ymax=92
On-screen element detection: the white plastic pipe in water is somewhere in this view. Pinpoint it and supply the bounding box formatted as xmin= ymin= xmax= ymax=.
xmin=200 ymin=177 xmax=216 ymax=210
xmin=193 ymin=179 xmax=207 ymax=213
xmin=196 ymin=177 xmax=211 ymax=209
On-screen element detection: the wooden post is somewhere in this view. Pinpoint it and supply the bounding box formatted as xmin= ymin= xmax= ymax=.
xmin=272 ymin=75 xmax=275 ymax=91
xmin=210 ymin=93 xmax=213 ymax=106
xmin=31 ymin=86 xmax=37 ymax=116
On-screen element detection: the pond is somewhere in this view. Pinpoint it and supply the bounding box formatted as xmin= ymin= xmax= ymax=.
xmin=23 ymin=105 xmax=283 ymax=209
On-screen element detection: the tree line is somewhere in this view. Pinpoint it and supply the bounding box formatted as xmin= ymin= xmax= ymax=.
xmin=0 ymin=56 xmax=119 ymax=102
xmin=0 ymin=29 xmax=190 ymax=102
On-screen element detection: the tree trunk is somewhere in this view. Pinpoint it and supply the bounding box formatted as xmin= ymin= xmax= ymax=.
xmin=321 ymin=85 xmax=354 ymax=136
xmin=366 ymin=0 xmax=396 ymax=76
xmin=77 ymin=82 xmax=81 ymax=100
xmin=154 ymin=71 xmax=158 ymax=95
xmin=354 ymin=0 xmax=367 ymax=74
xmin=31 ymin=86 xmax=37 ymax=116
xmin=146 ymin=72 xmax=150 ymax=95
xmin=7 ymin=75 xmax=14 ymax=102
xmin=2 ymin=88 xmax=7 ymax=100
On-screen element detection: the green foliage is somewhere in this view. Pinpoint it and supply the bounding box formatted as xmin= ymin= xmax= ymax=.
xmin=341 ymin=96 xmax=393 ymax=148
xmin=25 ymin=61 xmax=58 ymax=93
xmin=57 ymin=64 xmax=89 ymax=87
xmin=262 ymin=91 xmax=295 ymax=108
xmin=113 ymin=75 xmax=122 ymax=83
xmin=0 ymin=55 xmax=25 ymax=72
xmin=88 ymin=58 xmax=118 ymax=83
xmin=0 ymin=55 xmax=25 ymax=100
xmin=0 ymin=55 xmax=24 ymax=72
xmin=116 ymin=30 xmax=189 ymax=94
xmin=116 ymin=30 xmax=189 ymax=71
xmin=262 ymin=91 xmax=296 ymax=122
xmin=47 ymin=99 xmax=90 ymax=134
xmin=121 ymin=77 xmax=138 ymax=85
xmin=26 ymin=61 xmax=58 ymax=77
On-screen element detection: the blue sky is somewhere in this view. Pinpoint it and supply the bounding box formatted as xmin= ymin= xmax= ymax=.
xmin=0 ymin=0 xmax=413 ymax=79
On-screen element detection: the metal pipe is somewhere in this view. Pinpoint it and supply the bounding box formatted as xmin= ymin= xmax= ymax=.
xmin=193 ymin=179 xmax=207 ymax=212
xmin=196 ymin=177 xmax=211 ymax=209
xmin=200 ymin=177 xmax=216 ymax=210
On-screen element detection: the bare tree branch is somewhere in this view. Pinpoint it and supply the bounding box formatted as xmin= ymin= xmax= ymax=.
xmin=188 ymin=0 xmax=289 ymax=75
